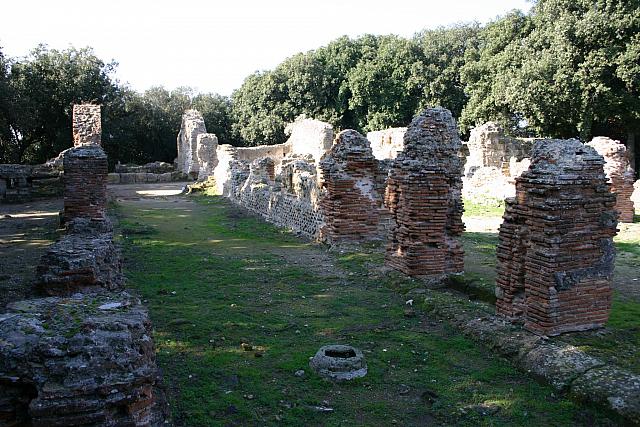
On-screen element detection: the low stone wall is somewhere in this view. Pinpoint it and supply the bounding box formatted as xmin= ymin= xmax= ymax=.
xmin=0 ymin=164 xmax=62 ymax=203
xmin=115 ymin=161 xmax=174 ymax=174
xmin=107 ymin=171 xmax=186 ymax=184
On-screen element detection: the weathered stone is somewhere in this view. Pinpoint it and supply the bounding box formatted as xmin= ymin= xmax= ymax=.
xmin=284 ymin=115 xmax=334 ymax=164
xmin=115 ymin=161 xmax=174 ymax=174
xmin=72 ymin=104 xmax=101 ymax=147
xmin=36 ymin=218 xmax=124 ymax=296
xmin=496 ymin=139 xmax=618 ymax=336
xmin=176 ymin=109 xmax=206 ymax=178
xmin=309 ymin=345 xmax=367 ymax=381
xmin=385 ymin=107 xmax=465 ymax=278
xmin=196 ymin=133 xmax=219 ymax=181
xmin=587 ymin=137 xmax=636 ymax=223
xmin=0 ymin=164 xmax=62 ymax=203
xmin=63 ymin=144 xmax=108 ymax=222
xmin=0 ymin=292 xmax=166 ymax=426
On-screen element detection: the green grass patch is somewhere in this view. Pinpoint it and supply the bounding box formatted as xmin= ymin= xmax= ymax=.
xmin=115 ymin=194 xmax=621 ymax=426
xmin=462 ymin=199 xmax=505 ymax=217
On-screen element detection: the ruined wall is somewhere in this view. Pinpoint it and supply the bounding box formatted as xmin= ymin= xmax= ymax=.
xmin=385 ymin=108 xmax=465 ymax=278
xmin=495 ymin=139 xmax=618 ymax=336
xmin=197 ymin=133 xmax=219 ymax=181
xmin=284 ymin=115 xmax=334 ymax=163
xmin=72 ymin=104 xmax=102 ymax=146
xmin=176 ymin=109 xmax=207 ymax=178
xmin=0 ymin=164 xmax=62 ymax=203
xmin=463 ymin=122 xmax=540 ymax=205
xmin=587 ymin=137 xmax=636 ymax=223
xmin=319 ymin=130 xmax=385 ymax=243
xmin=0 ymin=104 xmax=166 ymax=426
xmin=366 ymin=127 xmax=407 ymax=160
xmin=63 ymin=144 xmax=108 ymax=222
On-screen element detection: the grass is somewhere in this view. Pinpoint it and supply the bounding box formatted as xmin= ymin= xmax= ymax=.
xmin=113 ymin=194 xmax=624 ymax=426
xmin=462 ymin=198 xmax=505 ymax=217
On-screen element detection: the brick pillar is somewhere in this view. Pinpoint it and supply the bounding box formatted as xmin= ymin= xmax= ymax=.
xmin=63 ymin=144 xmax=108 ymax=222
xmin=72 ymin=104 xmax=102 ymax=147
xmin=319 ymin=130 xmax=383 ymax=243
xmin=495 ymin=139 xmax=618 ymax=336
xmin=384 ymin=107 xmax=465 ymax=278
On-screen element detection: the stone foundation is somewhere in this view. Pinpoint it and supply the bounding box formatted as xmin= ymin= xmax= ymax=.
xmin=385 ymin=107 xmax=465 ymax=278
xmin=495 ymin=139 xmax=618 ymax=336
xmin=0 ymin=164 xmax=62 ymax=203
xmin=587 ymin=137 xmax=635 ymax=223
xmin=0 ymin=293 xmax=166 ymax=427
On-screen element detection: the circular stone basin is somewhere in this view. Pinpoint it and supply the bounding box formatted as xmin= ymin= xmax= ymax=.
xmin=309 ymin=344 xmax=367 ymax=381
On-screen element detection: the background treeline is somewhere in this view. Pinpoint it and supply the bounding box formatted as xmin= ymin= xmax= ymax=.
xmin=0 ymin=0 xmax=638 ymax=170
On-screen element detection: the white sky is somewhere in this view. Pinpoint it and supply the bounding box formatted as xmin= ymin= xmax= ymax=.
xmin=0 ymin=0 xmax=532 ymax=96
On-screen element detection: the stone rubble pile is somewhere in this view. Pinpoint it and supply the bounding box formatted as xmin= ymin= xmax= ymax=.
xmin=319 ymin=130 xmax=385 ymax=243
xmin=587 ymin=137 xmax=636 ymax=223
xmin=385 ymin=107 xmax=465 ymax=278
xmin=496 ymin=139 xmax=618 ymax=336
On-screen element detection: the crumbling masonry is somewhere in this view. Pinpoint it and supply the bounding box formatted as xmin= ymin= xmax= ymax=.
xmin=495 ymin=139 xmax=618 ymax=336
xmin=72 ymin=104 xmax=102 ymax=146
xmin=385 ymin=108 xmax=465 ymax=278
xmin=587 ymin=137 xmax=635 ymax=223
xmin=0 ymin=104 xmax=166 ymax=426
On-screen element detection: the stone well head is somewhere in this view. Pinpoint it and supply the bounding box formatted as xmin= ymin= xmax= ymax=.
xmin=309 ymin=344 xmax=367 ymax=381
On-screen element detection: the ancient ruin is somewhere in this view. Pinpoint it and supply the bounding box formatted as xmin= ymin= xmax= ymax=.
xmin=0 ymin=163 xmax=62 ymax=203
xmin=197 ymin=133 xmax=219 ymax=181
xmin=385 ymin=107 xmax=465 ymax=278
xmin=63 ymin=143 xmax=108 ymax=222
xmin=463 ymin=122 xmax=539 ymax=204
xmin=319 ymin=130 xmax=385 ymax=243
xmin=495 ymin=139 xmax=618 ymax=336
xmin=587 ymin=137 xmax=636 ymax=223
xmin=108 ymin=161 xmax=186 ymax=184
xmin=0 ymin=105 xmax=166 ymax=426
xmin=176 ymin=109 xmax=207 ymax=178
xmin=366 ymin=127 xmax=406 ymax=160
xmin=72 ymin=104 xmax=102 ymax=146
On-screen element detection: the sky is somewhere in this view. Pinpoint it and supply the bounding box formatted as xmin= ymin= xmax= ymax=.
xmin=0 ymin=0 xmax=532 ymax=96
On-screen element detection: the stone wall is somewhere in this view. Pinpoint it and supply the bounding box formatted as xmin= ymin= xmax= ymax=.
xmin=319 ymin=130 xmax=385 ymax=243
xmin=197 ymin=133 xmax=219 ymax=181
xmin=385 ymin=107 xmax=465 ymax=279
xmin=366 ymin=127 xmax=407 ymax=160
xmin=284 ymin=115 xmax=334 ymax=164
xmin=0 ymin=164 xmax=62 ymax=203
xmin=587 ymin=137 xmax=636 ymax=223
xmin=495 ymin=139 xmax=617 ymax=336
xmin=72 ymin=104 xmax=102 ymax=146
xmin=176 ymin=109 xmax=207 ymax=178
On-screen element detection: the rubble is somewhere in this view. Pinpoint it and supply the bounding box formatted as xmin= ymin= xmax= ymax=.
xmin=495 ymin=139 xmax=618 ymax=336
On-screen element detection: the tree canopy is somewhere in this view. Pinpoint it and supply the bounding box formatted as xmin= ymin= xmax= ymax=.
xmin=0 ymin=0 xmax=638 ymax=171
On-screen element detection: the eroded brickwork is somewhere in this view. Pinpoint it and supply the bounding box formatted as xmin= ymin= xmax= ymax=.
xmin=587 ymin=137 xmax=635 ymax=223
xmin=72 ymin=104 xmax=102 ymax=146
xmin=496 ymin=139 xmax=618 ymax=336
xmin=319 ymin=130 xmax=384 ymax=243
xmin=385 ymin=108 xmax=465 ymax=278
xmin=63 ymin=144 xmax=108 ymax=222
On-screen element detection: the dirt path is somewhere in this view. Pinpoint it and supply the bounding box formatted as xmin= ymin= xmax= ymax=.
xmin=113 ymin=183 xmax=617 ymax=426
xmin=0 ymin=198 xmax=62 ymax=309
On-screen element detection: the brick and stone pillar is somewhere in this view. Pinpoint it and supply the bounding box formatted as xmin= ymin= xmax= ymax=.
xmin=587 ymin=137 xmax=635 ymax=223
xmin=72 ymin=104 xmax=102 ymax=146
xmin=384 ymin=107 xmax=465 ymax=278
xmin=319 ymin=130 xmax=384 ymax=243
xmin=63 ymin=144 xmax=108 ymax=222
xmin=495 ymin=139 xmax=618 ymax=336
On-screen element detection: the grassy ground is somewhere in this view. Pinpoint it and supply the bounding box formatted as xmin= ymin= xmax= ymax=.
xmin=115 ymin=193 xmax=622 ymax=426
